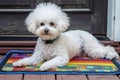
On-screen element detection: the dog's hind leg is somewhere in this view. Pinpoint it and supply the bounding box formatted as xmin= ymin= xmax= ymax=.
xmin=80 ymin=31 xmax=119 ymax=59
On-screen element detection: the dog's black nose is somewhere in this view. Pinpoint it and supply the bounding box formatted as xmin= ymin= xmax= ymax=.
xmin=44 ymin=28 xmax=49 ymax=33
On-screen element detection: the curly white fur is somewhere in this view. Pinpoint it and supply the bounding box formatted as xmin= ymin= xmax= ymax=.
xmin=13 ymin=3 xmax=119 ymax=71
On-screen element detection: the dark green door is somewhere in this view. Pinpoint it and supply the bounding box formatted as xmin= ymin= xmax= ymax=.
xmin=0 ymin=0 xmax=107 ymax=40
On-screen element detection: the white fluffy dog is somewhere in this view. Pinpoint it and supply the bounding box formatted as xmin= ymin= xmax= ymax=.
xmin=13 ymin=3 xmax=119 ymax=71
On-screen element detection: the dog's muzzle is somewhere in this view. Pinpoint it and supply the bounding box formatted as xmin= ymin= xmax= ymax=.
xmin=44 ymin=28 xmax=49 ymax=34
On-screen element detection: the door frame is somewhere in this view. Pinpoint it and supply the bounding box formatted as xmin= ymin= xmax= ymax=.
xmin=107 ymin=0 xmax=120 ymax=41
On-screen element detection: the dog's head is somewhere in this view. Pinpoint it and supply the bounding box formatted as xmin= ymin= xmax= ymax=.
xmin=25 ymin=3 xmax=69 ymax=40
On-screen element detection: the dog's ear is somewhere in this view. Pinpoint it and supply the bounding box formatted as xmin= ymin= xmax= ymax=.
xmin=57 ymin=13 xmax=70 ymax=32
xmin=25 ymin=12 xmax=36 ymax=34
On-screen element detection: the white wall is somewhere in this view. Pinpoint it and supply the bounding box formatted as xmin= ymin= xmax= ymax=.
xmin=114 ymin=0 xmax=120 ymax=41
xmin=107 ymin=0 xmax=120 ymax=41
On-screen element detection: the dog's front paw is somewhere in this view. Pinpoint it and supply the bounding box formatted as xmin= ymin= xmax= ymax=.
xmin=40 ymin=63 xmax=51 ymax=71
xmin=13 ymin=59 xmax=23 ymax=66
xmin=13 ymin=58 xmax=36 ymax=66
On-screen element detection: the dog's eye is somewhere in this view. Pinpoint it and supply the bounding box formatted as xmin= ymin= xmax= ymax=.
xmin=50 ymin=22 xmax=55 ymax=27
xmin=40 ymin=22 xmax=45 ymax=26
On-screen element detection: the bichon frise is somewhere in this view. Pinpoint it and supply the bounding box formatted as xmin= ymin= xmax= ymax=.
xmin=13 ymin=3 xmax=119 ymax=71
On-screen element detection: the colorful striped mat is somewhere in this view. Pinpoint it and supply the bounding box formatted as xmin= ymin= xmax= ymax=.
xmin=0 ymin=50 xmax=120 ymax=74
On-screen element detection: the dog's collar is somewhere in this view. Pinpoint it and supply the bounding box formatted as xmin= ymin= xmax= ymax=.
xmin=42 ymin=37 xmax=58 ymax=44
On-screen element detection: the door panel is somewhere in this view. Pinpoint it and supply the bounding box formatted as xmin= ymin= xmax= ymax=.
xmin=0 ymin=0 xmax=107 ymax=38
xmin=0 ymin=13 xmax=29 ymax=35
xmin=0 ymin=0 xmax=34 ymax=9
xmin=91 ymin=0 xmax=107 ymax=35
